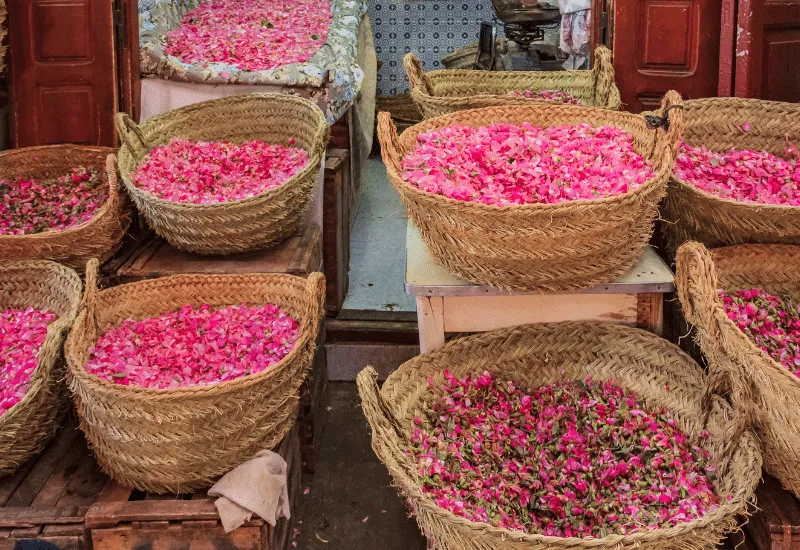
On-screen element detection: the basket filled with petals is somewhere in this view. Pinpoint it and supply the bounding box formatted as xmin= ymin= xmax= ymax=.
xmin=663 ymin=97 xmax=800 ymax=253
xmin=358 ymin=321 xmax=760 ymax=550
xmin=0 ymin=260 xmax=82 ymax=475
xmin=115 ymin=93 xmax=329 ymax=255
xmin=677 ymin=241 xmax=800 ymax=499
xmin=378 ymin=92 xmax=683 ymax=291
xmin=405 ymin=45 xmax=621 ymax=119
xmin=0 ymin=147 xmax=132 ymax=270
xmin=65 ymin=259 xmax=325 ymax=493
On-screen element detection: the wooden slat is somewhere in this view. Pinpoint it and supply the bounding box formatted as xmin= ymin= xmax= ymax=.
xmin=91 ymin=524 xmax=262 ymax=550
xmin=0 ymin=506 xmax=89 ymax=526
xmin=85 ymin=499 xmax=220 ymax=529
xmin=95 ymin=481 xmax=135 ymax=504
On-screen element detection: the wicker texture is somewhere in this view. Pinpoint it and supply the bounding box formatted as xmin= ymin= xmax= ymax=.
xmin=676 ymin=241 xmax=800 ymax=498
xmin=0 ymin=0 xmax=6 ymax=76
xmin=358 ymin=322 xmax=760 ymax=550
xmin=65 ymin=260 xmax=325 ymax=493
xmin=405 ymin=45 xmax=621 ymax=119
xmin=663 ymin=98 xmax=800 ymax=253
xmin=0 ymin=261 xmax=82 ymax=476
xmin=378 ymin=92 xmax=683 ymax=291
xmin=116 ymin=94 xmax=330 ymax=255
xmin=0 ymin=148 xmax=132 ymax=271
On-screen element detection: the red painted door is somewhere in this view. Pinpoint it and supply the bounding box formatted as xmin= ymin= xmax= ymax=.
xmin=8 ymin=0 xmax=118 ymax=147
xmin=734 ymin=0 xmax=800 ymax=101
xmin=611 ymin=0 xmax=722 ymax=112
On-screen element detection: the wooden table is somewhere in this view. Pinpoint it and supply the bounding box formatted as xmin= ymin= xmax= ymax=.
xmin=406 ymin=223 xmax=675 ymax=353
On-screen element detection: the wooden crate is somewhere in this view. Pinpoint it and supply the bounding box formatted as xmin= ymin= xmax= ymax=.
xmin=112 ymin=224 xmax=322 ymax=284
xmin=299 ymin=331 xmax=330 ymax=474
xmin=86 ymin=420 xmax=302 ymax=550
xmin=746 ymin=475 xmax=800 ymax=550
xmin=323 ymin=148 xmax=352 ymax=317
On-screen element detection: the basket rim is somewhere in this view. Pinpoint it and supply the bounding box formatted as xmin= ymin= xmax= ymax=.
xmin=65 ymin=271 xmax=323 ymax=399
xmin=369 ymin=322 xmax=758 ymax=546
xmin=672 ymin=175 xmax=800 ymax=213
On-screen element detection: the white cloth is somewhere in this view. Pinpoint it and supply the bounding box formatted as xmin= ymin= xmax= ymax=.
xmin=208 ymin=450 xmax=291 ymax=533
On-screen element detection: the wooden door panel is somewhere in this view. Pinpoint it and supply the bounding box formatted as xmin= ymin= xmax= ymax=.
xmin=612 ymin=0 xmax=721 ymax=111
xmin=9 ymin=0 xmax=117 ymax=147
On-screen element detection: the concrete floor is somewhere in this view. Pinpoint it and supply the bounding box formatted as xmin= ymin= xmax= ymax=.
xmin=296 ymin=383 xmax=426 ymax=550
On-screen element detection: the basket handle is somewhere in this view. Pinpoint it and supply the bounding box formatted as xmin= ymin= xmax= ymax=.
xmin=377 ymin=111 xmax=403 ymax=175
xmin=105 ymin=154 xmax=121 ymax=197
xmin=644 ymin=90 xmax=685 ymax=164
xmin=80 ymin=258 xmax=102 ymax=339
xmin=114 ymin=112 xmax=148 ymax=162
xmin=306 ymin=272 xmax=326 ymax=322
xmin=404 ymin=53 xmax=434 ymax=97
xmin=592 ymin=45 xmax=615 ymax=107
xmin=675 ymin=241 xmax=721 ymax=339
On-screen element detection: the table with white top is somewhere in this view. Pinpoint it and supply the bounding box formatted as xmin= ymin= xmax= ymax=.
xmin=405 ymin=223 xmax=676 ymax=353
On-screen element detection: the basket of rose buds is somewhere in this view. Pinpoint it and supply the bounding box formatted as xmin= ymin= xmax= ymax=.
xmin=65 ymin=259 xmax=325 ymax=493
xmin=677 ymin=241 xmax=800 ymax=499
xmin=663 ymin=98 xmax=800 ymax=253
xmin=378 ymin=91 xmax=683 ymax=291
xmin=358 ymin=321 xmax=760 ymax=550
xmin=0 ymin=148 xmax=132 ymax=270
xmin=0 ymin=260 xmax=82 ymax=475
xmin=405 ymin=45 xmax=621 ymax=119
xmin=115 ymin=93 xmax=329 ymax=255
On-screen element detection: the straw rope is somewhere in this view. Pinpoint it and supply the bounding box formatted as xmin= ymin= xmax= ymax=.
xmin=663 ymin=98 xmax=800 ymax=254
xmin=0 ymin=261 xmax=82 ymax=475
xmin=378 ymin=92 xmax=683 ymax=291
xmin=116 ymin=93 xmax=330 ymax=255
xmin=357 ymin=321 xmax=760 ymax=550
xmin=677 ymin=241 xmax=800 ymax=498
xmin=65 ymin=260 xmax=325 ymax=493
xmin=405 ymin=45 xmax=621 ymax=119
xmin=0 ymin=148 xmax=132 ymax=271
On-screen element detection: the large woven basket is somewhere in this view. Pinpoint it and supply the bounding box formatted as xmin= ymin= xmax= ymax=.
xmin=358 ymin=322 xmax=760 ymax=550
xmin=116 ymin=94 xmax=330 ymax=255
xmin=405 ymin=45 xmax=621 ymax=119
xmin=65 ymin=260 xmax=325 ymax=493
xmin=663 ymin=98 xmax=800 ymax=253
xmin=0 ymin=147 xmax=132 ymax=271
xmin=378 ymin=92 xmax=683 ymax=291
xmin=0 ymin=261 xmax=82 ymax=476
xmin=677 ymin=241 xmax=800 ymax=498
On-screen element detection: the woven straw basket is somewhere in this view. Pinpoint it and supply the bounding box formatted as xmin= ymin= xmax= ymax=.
xmin=378 ymin=92 xmax=683 ymax=291
xmin=676 ymin=241 xmax=800 ymax=498
xmin=0 ymin=261 xmax=81 ymax=476
xmin=0 ymin=147 xmax=131 ymax=271
xmin=405 ymin=45 xmax=621 ymax=119
xmin=116 ymin=94 xmax=330 ymax=255
xmin=663 ymin=98 xmax=800 ymax=253
xmin=358 ymin=322 xmax=760 ymax=550
xmin=65 ymin=260 xmax=325 ymax=493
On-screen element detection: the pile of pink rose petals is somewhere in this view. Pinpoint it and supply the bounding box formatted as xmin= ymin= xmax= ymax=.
xmin=131 ymin=138 xmax=308 ymax=204
xmin=84 ymin=303 xmax=299 ymax=389
xmin=506 ymin=89 xmax=581 ymax=105
xmin=410 ymin=371 xmax=721 ymax=538
xmin=0 ymin=307 xmax=57 ymax=414
xmin=164 ymin=0 xmax=331 ymax=72
xmin=0 ymin=167 xmax=107 ymax=235
xmin=401 ymin=123 xmax=654 ymax=206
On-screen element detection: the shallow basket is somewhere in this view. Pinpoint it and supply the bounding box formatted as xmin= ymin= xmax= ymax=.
xmin=405 ymin=45 xmax=621 ymax=119
xmin=663 ymin=98 xmax=800 ymax=253
xmin=378 ymin=92 xmax=683 ymax=291
xmin=0 ymin=147 xmax=132 ymax=271
xmin=0 ymin=261 xmax=81 ymax=476
xmin=116 ymin=94 xmax=330 ymax=255
xmin=357 ymin=322 xmax=760 ymax=550
xmin=65 ymin=259 xmax=325 ymax=493
xmin=677 ymin=241 xmax=800 ymax=499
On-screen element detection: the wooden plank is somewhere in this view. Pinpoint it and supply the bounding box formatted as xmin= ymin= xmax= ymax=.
xmin=95 ymin=481 xmax=135 ymax=504
xmin=416 ymin=296 xmax=445 ymax=354
xmin=288 ymin=225 xmax=322 ymax=276
xmin=325 ymin=319 xmax=419 ymax=345
xmin=323 ymin=148 xmax=351 ymax=316
xmin=85 ymin=500 xmax=220 ymax=529
xmin=636 ymin=293 xmax=665 ymax=336
xmin=0 ymin=506 xmax=89 ymax=527
xmin=91 ymin=524 xmax=263 ymax=550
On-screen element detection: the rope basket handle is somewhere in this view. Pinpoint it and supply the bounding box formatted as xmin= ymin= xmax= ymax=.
xmin=306 ymin=271 xmax=326 ymax=322
xmin=377 ymin=112 xmax=403 ymax=175
xmin=404 ymin=53 xmax=434 ymax=97
xmin=676 ymin=241 xmax=721 ymax=338
xmin=80 ymin=258 xmax=102 ymax=340
xmin=114 ymin=112 xmax=149 ymax=162
xmin=104 ymin=154 xmax=121 ymax=198
xmin=311 ymin=117 xmax=332 ymax=161
xmin=592 ymin=45 xmax=615 ymax=107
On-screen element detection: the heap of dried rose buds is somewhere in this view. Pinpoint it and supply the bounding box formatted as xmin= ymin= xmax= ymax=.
xmin=720 ymin=288 xmax=800 ymax=376
xmin=401 ymin=123 xmax=654 ymax=206
xmin=164 ymin=0 xmax=331 ymax=72
xmin=85 ymin=303 xmax=299 ymax=389
xmin=0 ymin=167 xmax=107 ymax=235
xmin=675 ymin=140 xmax=800 ymax=205
xmin=410 ymin=371 xmax=720 ymax=538
xmin=506 ymin=89 xmax=581 ymax=105
xmin=0 ymin=307 xmax=57 ymax=414
xmin=131 ymin=138 xmax=308 ymax=204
